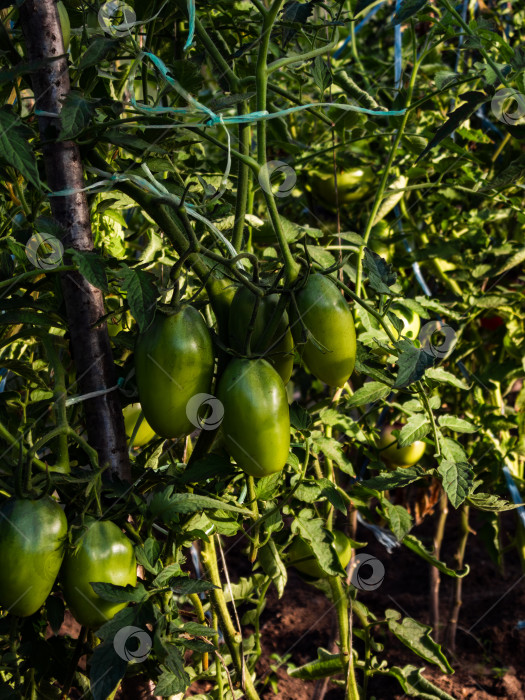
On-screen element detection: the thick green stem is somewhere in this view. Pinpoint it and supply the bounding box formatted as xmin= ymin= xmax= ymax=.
xmin=329 ymin=577 xmax=359 ymax=700
xmin=355 ymin=25 xmax=419 ymax=297
xmin=446 ymin=505 xmax=469 ymax=652
xmin=255 ymin=0 xmax=300 ymax=285
xmin=202 ymin=536 xmax=261 ymax=700
xmin=232 ymin=103 xmax=252 ymax=251
xmin=0 ymin=421 xmax=47 ymax=472
xmin=43 ymin=337 xmax=70 ymax=473
xmin=430 ymin=490 xmax=448 ymax=642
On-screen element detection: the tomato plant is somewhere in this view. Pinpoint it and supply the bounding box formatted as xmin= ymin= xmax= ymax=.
xmin=0 ymin=0 xmax=523 ymax=699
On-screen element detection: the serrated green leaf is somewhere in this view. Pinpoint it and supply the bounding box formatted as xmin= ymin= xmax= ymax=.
xmin=362 ymin=466 xmax=427 ymax=491
xmin=90 ymin=582 xmax=147 ymax=603
xmin=69 ymin=249 xmax=108 ymax=291
xmin=385 ymin=610 xmax=453 ymax=673
xmin=89 ymin=643 xmax=127 ymax=700
xmin=293 ymin=509 xmax=344 ymax=577
xmin=118 ymin=265 xmax=157 ymax=332
xmin=438 ymin=460 xmax=473 ymax=508
xmin=0 ymin=110 xmax=41 ymax=189
xmin=59 ymin=92 xmax=96 ymax=140
xmin=259 ymin=540 xmax=287 ymax=598
xmin=384 ymin=502 xmax=412 ymax=541
xmin=403 ymin=534 xmax=469 ymax=577
xmin=346 ymin=381 xmax=391 ymax=408
xmin=394 ymin=341 xmax=435 ymax=388
xmin=438 ymin=415 xmax=477 ymax=433
xmin=425 ymin=367 xmax=469 ymax=390
xmin=398 ymin=415 xmax=431 ymax=447
xmin=468 ymin=492 xmax=521 ymax=511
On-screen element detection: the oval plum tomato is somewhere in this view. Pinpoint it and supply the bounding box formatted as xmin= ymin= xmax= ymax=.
xmin=386 ymin=304 xmax=421 ymax=340
xmin=288 ymin=530 xmax=352 ymax=579
xmin=217 ymin=358 xmax=290 ymax=477
xmin=61 ymin=519 xmax=136 ymax=629
xmin=123 ymin=403 xmax=156 ymax=447
xmin=134 ymin=307 xmax=214 ymax=439
xmin=228 ymin=287 xmax=294 ymax=384
xmin=309 ymin=167 xmax=374 ymax=208
xmin=378 ymin=424 xmax=426 ymax=468
xmin=0 ymin=497 xmax=67 ymax=616
xmin=292 ymin=274 xmax=356 ymax=387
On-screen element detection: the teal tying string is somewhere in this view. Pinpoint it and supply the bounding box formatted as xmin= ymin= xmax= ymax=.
xmin=184 ymin=0 xmax=196 ymax=51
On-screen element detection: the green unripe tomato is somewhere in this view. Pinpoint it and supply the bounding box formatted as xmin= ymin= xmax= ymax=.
xmin=0 ymin=497 xmax=67 ymax=617
xmin=386 ymin=305 xmax=421 ymax=340
xmin=288 ymin=530 xmax=352 ymax=579
xmin=57 ymin=1 xmax=70 ymax=51
xmin=309 ymin=167 xmax=374 ymax=208
xmin=61 ymin=519 xmax=136 ymax=629
xmin=228 ymin=287 xmax=294 ymax=384
xmin=378 ymin=424 xmax=426 ymax=468
xmin=123 ymin=403 xmax=156 ymax=447
xmin=134 ymin=307 xmax=214 ymax=439
xmin=292 ymin=274 xmax=356 ymax=387
xmin=217 ymin=358 xmax=290 ymax=477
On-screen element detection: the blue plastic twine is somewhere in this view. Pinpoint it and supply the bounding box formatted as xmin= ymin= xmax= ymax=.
xmin=184 ymin=0 xmax=196 ymax=50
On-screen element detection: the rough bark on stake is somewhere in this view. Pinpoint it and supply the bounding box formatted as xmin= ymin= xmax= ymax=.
xmin=19 ymin=0 xmax=130 ymax=481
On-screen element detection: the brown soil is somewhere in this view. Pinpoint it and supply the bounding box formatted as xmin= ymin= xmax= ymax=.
xmin=243 ymin=508 xmax=525 ymax=699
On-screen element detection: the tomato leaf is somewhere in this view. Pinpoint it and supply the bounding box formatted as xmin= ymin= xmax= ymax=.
xmin=117 ymin=265 xmax=157 ymax=332
xmin=292 ymin=509 xmax=345 ymax=577
xmin=288 ymin=649 xmax=345 ymax=679
xmin=438 ymin=415 xmax=477 ymax=434
xmin=312 ymin=56 xmax=332 ymax=94
xmin=89 ymin=642 xmax=127 ymax=700
xmin=59 ymin=92 xmax=96 ymax=140
xmin=259 ymin=540 xmax=287 ymax=598
xmin=90 ymin=582 xmax=148 ymax=603
xmin=425 ymin=367 xmax=469 ymax=390
xmin=394 ymin=340 xmax=435 ymax=388
xmin=439 ymin=436 xmax=467 ymax=462
xmin=255 ymin=472 xmax=282 ymax=500
xmin=68 ymin=249 xmax=108 ymax=291
xmin=383 ymin=501 xmax=413 ymax=541
xmin=385 ymin=609 xmax=453 ymax=674
xmin=290 ymin=400 xmax=313 ymax=430
xmin=362 ymin=466 xmax=427 ymax=491
xmin=416 ymin=92 xmax=488 ymax=162
xmin=467 ymin=492 xmax=522 ymax=511
xmin=169 ymin=576 xmax=217 ymax=595
xmin=155 ymin=671 xmax=188 ymax=697
xmin=153 ymin=563 xmax=183 ymax=588
xmin=0 ymin=109 xmax=42 ymax=189
xmin=78 ymin=37 xmax=118 ymax=70
xmin=402 ymin=534 xmax=469 ymax=577
xmin=438 ymin=460 xmax=473 ymax=508
xmin=346 ymin=381 xmax=391 ymax=408
xmin=363 ymin=248 xmax=397 ymax=294
xmin=387 ymin=665 xmax=457 ymax=699
xmin=150 ymin=486 xmax=251 ymax=519
xmin=397 ymin=415 xmax=431 ymax=447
